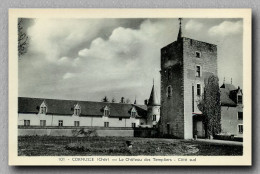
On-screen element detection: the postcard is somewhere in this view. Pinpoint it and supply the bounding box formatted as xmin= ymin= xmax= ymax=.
xmin=9 ymin=9 xmax=251 ymax=166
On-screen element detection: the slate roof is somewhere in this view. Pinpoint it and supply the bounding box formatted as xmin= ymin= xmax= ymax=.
xmin=18 ymin=97 xmax=147 ymax=118
xmin=147 ymin=84 xmax=160 ymax=106
xmin=220 ymin=83 xmax=241 ymax=107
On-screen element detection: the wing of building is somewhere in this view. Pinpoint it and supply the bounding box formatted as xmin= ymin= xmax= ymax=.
xmin=18 ymin=97 xmax=148 ymax=128
xmin=18 ymin=83 xmax=161 ymax=130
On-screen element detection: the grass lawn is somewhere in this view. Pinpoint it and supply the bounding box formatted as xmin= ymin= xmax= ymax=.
xmin=18 ymin=136 xmax=242 ymax=156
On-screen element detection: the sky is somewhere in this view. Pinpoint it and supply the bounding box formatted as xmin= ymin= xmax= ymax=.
xmin=18 ymin=18 xmax=243 ymax=104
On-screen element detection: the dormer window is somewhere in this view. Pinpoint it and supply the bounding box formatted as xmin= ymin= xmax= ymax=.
xmin=131 ymin=111 xmax=136 ymax=117
xmin=237 ymin=95 xmax=242 ymax=104
xmin=104 ymin=106 xmax=109 ymax=116
xmin=39 ymin=101 xmax=47 ymax=114
xmin=74 ymin=104 xmax=81 ymax=116
xmin=130 ymin=107 xmax=137 ymax=117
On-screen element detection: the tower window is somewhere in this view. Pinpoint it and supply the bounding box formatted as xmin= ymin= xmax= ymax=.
xmin=238 ymin=95 xmax=243 ymax=104
xmin=132 ymin=123 xmax=136 ymax=128
xmin=152 ymin=115 xmax=157 ymax=121
xmin=196 ymin=66 xmax=201 ymax=77
xmin=195 ymin=51 xmax=201 ymax=58
xmin=197 ymin=84 xmax=201 ymax=96
xmin=238 ymin=112 xmax=243 ymax=120
xmin=238 ymin=124 xmax=243 ymax=134
xmin=167 ymin=69 xmax=171 ymax=80
xmin=167 ymin=85 xmax=172 ymax=98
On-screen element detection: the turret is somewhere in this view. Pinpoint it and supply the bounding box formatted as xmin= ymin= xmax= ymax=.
xmin=147 ymin=80 xmax=160 ymax=127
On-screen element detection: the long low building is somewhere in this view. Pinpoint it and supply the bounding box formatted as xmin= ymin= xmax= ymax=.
xmin=18 ymin=83 xmax=161 ymax=129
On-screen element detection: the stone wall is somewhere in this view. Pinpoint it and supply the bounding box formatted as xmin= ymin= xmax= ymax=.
xmin=160 ymin=40 xmax=185 ymax=138
xmin=18 ymin=126 xmax=134 ymax=137
xmin=183 ymin=37 xmax=218 ymax=139
xmin=221 ymin=106 xmax=243 ymax=137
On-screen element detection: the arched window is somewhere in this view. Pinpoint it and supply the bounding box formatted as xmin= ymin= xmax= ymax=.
xmin=167 ymin=85 xmax=172 ymax=97
xmin=74 ymin=104 xmax=81 ymax=116
xmin=39 ymin=101 xmax=47 ymax=114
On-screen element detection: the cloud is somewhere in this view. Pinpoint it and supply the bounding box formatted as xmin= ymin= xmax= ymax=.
xmin=19 ymin=18 xmax=243 ymax=103
xmin=20 ymin=18 xmax=179 ymax=102
xmin=63 ymin=72 xmax=75 ymax=79
xmin=208 ymin=20 xmax=242 ymax=37
xmin=185 ymin=20 xmax=203 ymax=32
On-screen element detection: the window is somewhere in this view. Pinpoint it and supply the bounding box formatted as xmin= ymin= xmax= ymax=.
xmin=58 ymin=120 xmax=63 ymax=127
xmin=192 ymin=85 xmax=194 ymax=112
xmin=104 ymin=106 xmax=109 ymax=116
xmin=238 ymin=124 xmax=243 ymax=134
xmin=74 ymin=104 xmax=81 ymax=116
xmin=74 ymin=121 xmax=80 ymax=127
xmin=140 ymin=123 xmax=144 ymax=125
xmin=238 ymin=112 xmax=243 ymax=120
xmin=197 ymin=84 xmax=201 ymax=96
xmin=196 ymin=66 xmax=201 ymax=77
xmin=119 ymin=117 xmax=122 ymax=121
xmin=152 ymin=115 xmax=157 ymax=121
xmin=39 ymin=101 xmax=47 ymax=114
xmin=238 ymin=95 xmax=243 ymax=104
xmin=132 ymin=123 xmax=136 ymax=128
xmin=153 ymin=125 xmax=156 ymax=128
xmin=195 ymin=51 xmax=201 ymax=58
xmin=131 ymin=111 xmax=136 ymax=117
xmin=167 ymin=69 xmax=171 ymax=80
xmin=167 ymin=85 xmax=172 ymax=97
xmin=74 ymin=109 xmax=80 ymax=116
xmin=24 ymin=120 xmax=30 ymax=126
xmin=104 ymin=122 xmax=109 ymax=127
xmin=40 ymin=120 xmax=46 ymax=126
xmin=40 ymin=106 xmax=47 ymax=114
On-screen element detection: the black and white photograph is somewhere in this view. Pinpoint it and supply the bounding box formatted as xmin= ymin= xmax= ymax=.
xmin=9 ymin=9 xmax=252 ymax=166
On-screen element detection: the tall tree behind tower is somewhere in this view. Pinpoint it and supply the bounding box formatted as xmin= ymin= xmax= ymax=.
xmin=197 ymin=75 xmax=221 ymax=138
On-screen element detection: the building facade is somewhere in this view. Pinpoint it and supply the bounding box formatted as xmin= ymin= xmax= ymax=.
xmin=159 ymin=20 xmax=217 ymax=139
xmin=219 ymin=83 xmax=243 ymax=137
xmin=18 ymin=84 xmax=160 ymax=129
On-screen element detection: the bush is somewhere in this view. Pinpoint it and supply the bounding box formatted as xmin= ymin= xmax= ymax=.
xmin=71 ymin=128 xmax=97 ymax=137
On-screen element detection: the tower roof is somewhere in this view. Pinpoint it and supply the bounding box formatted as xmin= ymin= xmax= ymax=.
xmin=148 ymin=83 xmax=160 ymax=106
xmin=177 ymin=18 xmax=182 ymax=41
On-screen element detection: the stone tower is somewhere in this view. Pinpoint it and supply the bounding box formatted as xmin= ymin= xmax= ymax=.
xmin=159 ymin=18 xmax=218 ymax=139
xmin=146 ymin=81 xmax=160 ymax=127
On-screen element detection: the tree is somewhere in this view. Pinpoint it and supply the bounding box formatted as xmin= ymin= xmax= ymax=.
xmin=111 ymin=97 xmax=116 ymax=103
xmin=197 ymin=75 xmax=221 ymax=138
xmin=120 ymin=97 xmax=125 ymax=103
xmin=18 ymin=18 xmax=29 ymax=58
xmin=125 ymin=98 xmax=131 ymax=104
xmin=102 ymin=96 xmax=109 ymax=102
